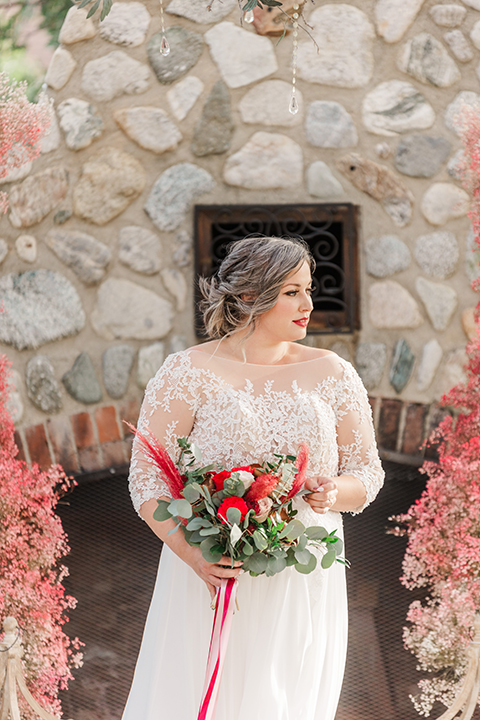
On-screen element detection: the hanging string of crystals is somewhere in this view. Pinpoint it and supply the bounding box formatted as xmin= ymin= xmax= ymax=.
xmin=159 ymin=0 xmax=170 ymax=56
xmin=244 ymin=8 xmax=254 ymax=23
xmin=289 ymin=3 xmax=300 ymax=115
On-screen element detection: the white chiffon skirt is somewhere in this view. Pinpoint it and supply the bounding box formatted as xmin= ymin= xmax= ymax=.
xmin=122 ymin=512 xmax=348 ymax=720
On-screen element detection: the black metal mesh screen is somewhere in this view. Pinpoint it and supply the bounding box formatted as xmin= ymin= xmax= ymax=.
xmin=56 ymin=462 xmax=446 ymax=720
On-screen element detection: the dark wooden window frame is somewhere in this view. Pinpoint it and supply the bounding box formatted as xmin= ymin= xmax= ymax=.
xmin=194 ymin=203 xmax=360 ymax=336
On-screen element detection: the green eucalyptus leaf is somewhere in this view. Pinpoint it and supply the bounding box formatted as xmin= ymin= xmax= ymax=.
xmin=286 ymin=548 xmax=297 ymax=566
xmin=168 ymin=498 xmax=193 ymax=519
xmin=253 ymin=530 xmax=268 ymax=551
xmin=199 ymin=526 xmax=220 ymax=536
xmin=294 ymin=548 xmax=313 ymax=565
xmin=226 ymin=507 xmax=242 ymax=526
xmin=297 ymin=533 xmax=308 ymax=551
xmin=266 ymin=555 xmax=287 ymax=576
xmin=305 ymin=526 xmax=329 ymax=541
xmin=86 ymin=0 xmax=101 ymax=18
xmin=244 ymin=552 xmax=268 ymax=574
xmin=167 ymin=523 xmax=180 ymax=537
xmin=278 ymin=519 xmax=305 ymax=541
xmin=153 ymin=500 xmax=172 ymax=522
xmin=321 ymin=550 xmax=337 ymax=569
xmin=183 ymin=485 xmax=201 ymax=503
xmin=242 ymin=540 xmax=254 ymax=556
xmin=201 ymin=537 xmax=223 ymax=563
xmin=333 ymin=538 xmax=344 ymax=555
xmin=295 ymin=553 xmax=318 ymax=574
xmin=186 ymin=517 xmax=211 ymax=531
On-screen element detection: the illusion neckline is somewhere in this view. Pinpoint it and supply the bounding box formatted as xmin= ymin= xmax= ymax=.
xmin=187 ymin=348 xmax=334 ymax=369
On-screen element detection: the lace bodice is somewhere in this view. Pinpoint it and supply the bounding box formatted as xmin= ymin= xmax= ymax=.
xmin=128 ymin=349 xmax=384 ymax=528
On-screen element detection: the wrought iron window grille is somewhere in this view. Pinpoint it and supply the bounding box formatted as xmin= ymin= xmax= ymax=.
xmin=194 ymin=203 xmax=360 ymax=336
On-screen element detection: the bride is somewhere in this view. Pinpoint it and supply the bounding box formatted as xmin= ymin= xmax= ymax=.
xmin=122 ymin=236 xmax=384 ymax=720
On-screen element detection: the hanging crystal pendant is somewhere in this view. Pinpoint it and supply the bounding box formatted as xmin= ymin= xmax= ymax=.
xmin=160 ymin=35 xmax=170 ymax=56
xmin=289 ymin=93 xmax=299 ymax=115
xmin=244 ymin=9 xmax=254 ymax=23
xmin=289 ymin=3 xmax=300 ymax=115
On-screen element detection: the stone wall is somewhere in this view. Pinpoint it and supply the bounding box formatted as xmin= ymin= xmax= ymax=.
xmin=0 ymin=0 xmax=478 ymax=466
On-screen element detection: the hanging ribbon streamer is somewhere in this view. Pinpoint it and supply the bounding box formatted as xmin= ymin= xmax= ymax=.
xmin=197 ymin=577 xmax=239 ymax=720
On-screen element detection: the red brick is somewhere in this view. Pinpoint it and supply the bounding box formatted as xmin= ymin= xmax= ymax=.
xmin=71 ymin=412 xmax=95 ymax=450
xmin=46 ymin=416 xmax=79 ymax=473
xmin=101 ymin=440 xmax=126 ymax=468
xmin=24 ymin=424 xmax=53 ymax=471
xmin=78 ymin=446 xmax=103 ymax=473
xmin=14 ymin=430 xmax=27 ymax=463
xmin=119 ymin=398 xmax=141 ymax=438
xmin=95 ymin=406 xmax=121 ymax=444
xmin=378 ymin=399 xmax=403 ymax=451
xmin=401 ymin=403 xmax=428 ymax=457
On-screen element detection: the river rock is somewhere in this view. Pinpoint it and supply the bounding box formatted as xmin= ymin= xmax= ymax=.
xmin=205 ymin=21 xmax=277 ymax=89
xmin=390 ymin=339 xmax=415 ymax=393
xmin=0 ymin=239 xmax=8 ymax=264
xmin=15 ymin=235 xmax=37 ymax=263
xmin=444 ymin=30 xmax=474 ymax=62
xmin=337 ymin=153 xmax=414 ymax=227
xmin=99 ymin=2 xmax=151 ymax=46
xmin=421 ymin=182 xmax=469 ymax=225
xmin=114 ymin=106 xmax=182 ymax=154
xmin=41 ymin=108 xmax=60 ymax=154
xmin=305 ymin=101 xmax=358 ymax=148
xmin=118 ymin=226 xmax=162 ymax=275
xmin=375 ymin=0 xmax=427 ymax=43
xmin=464 ymin=0 xmax=480 ymax=12
xmin=397 ymin=32 xmax=461 ymax=87
xmin=161 ymin=268 xmax=187 ymax=311
xmin=416 ymin=339 xmax=443 ymax=391
xmin=145 ymin=163 xmax=215 ymax=231
xmin=191 ymin=81 xmax=233 ymax=157
xmin=442 ymin=347 xmax=467 ymax=389
xmin=430 ymin=4 xmax=467 ymax=26
xmin=471 ymin=20 xmax=480 ymax=49
xmin=148 ymin=28 xmax=203 ymax=85
xmin=91 ymin=278 xmax=173 ymax=341
xmin=239 ymin=80 xmax=303 ymax=127
xmin=8 ymin=167 xmax=68 ymax=229
xmin=6 ymin=369 xmax=24 ymax=423
xmin=173 ymin=230 xmax=192 ymax=267
xmin=62 ymin=352 xmax=102 ymax=404
xmin=369 ymin=280 xmax=423 ymax=328
xmin=137 ymin=342 xmax=165 ymax=389
xmin=26 ymin=355 xmax=62 ymax=413
xmin=224 ymin=132 xmax=303 ymax=190
xmin=167 ymin=76 xmax=204 ymax=121
xmin=355 ymin=342 xmax=387 ymax=390
xmin=462 ymin=307 xmax=477 ymax=339
xmin=57 ymin=98 xmax=104 ymax=151
xmin=447 ymin=149 xmax=466 ymax=181
xmin=45 ymin=228 xmax=112 ymax=284
xmin=362 ymin=81 xmax=435 ymax=136
xmin=82 ymin=51 xmax=150 ymax=102
xmin=416 ymin=277 xmax=458 ymax=330
xmin=167 ymin=0 xmax=236 ymax=22
xmin=1 ymin=162 xmax=32 ymax=184
xmin=0 ymin=270 xmax=85 ymax=350
xmin=414 ymin=232 xmax=459 ymax=279
xmin=73 ymin=147 xmax=146 ymax=226
xmin=102 ymin=344 xmax=135 ymax=399
xmin=465 ymin=227 xmax=480 ymax=285
xmin=59 ymin=6 xmax=96 ymax=44
xmin=297 ymin=5 xmax=374 ymax=88
xmin=307 ymin=162 xmax=344 ymax=199
xmin=445 ymin=91 xmax=480 ymax=134
xmin=365 ymin=235 xmax=411 ymax=277
xmin=45 ymin=46 xmax=77 ymax=90
xmin=394 ymin=134 xmax=451 ymax=177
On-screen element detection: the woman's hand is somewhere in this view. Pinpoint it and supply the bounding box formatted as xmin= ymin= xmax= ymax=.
xmin=304 ymin=476 xmax=338 ymax=514
xmin=185 ymin=546 xmax=243 ymax=601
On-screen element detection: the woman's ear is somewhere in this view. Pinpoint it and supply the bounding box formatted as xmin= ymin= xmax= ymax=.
xmin=241 ymin=294 xmax=255 ymax=303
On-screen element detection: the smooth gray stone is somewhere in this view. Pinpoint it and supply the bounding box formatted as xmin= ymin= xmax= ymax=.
xmin=305 ymin=101 xmax=358 ymax=148
xmin=365 ymin=235 xmax=411 ymax=277
xmin=355 ymin=342 xmax=387 ymax=391
xmin=147 ymin=27 xmax=203 ymax=85
xmin=390 ymin=339 xmax=415 ymax=393
xmin=144 ymin=162 xmax=215 ymax=231
xmin=0 ymin=270 xmax=85 ymax=350
xmin=191 ymin=80 xmax=233 ymax=157
xmin=26 ymin=355 xmax=62 ymax=413
xmin=54 ymin=209 xmax=72 ymax=225
xmin=414 ymin=231 xmax=459 ymax=279
xmin=45 ymin=229 xmax=112 ymax=285
xmin=102 ymin=344 xmax=135 ymax=399
xmin=118 ymin=226 xmax=162 ymax=275
xmin=57 ymin=98 xmax=104 ymax=151
xmin=394 ymin=134 xmax=451 ymax=177
xmin=62 ymin=352 xmax=102 ymax=404
xmin=397 ymin=32 xmax=460 ymax=87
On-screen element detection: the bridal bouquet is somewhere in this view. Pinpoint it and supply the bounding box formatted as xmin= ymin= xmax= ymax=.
xmin=129 ymin=428 xmax=346 ymax=576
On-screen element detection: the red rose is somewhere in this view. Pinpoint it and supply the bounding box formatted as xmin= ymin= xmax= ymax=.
xmin=211 ymin=466 xmax=253 ymax=492
xmin=217 ymin=497 xmax=249 ymax=524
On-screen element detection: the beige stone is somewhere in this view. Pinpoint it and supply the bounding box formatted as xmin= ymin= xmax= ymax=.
xmin=223 ymin=132 xmax=303 ymax=190
xmin=375 ymin=0 xmax=427 ymax=43
xmin=81 ymin=51 xmax=150 ymax=103
xmin=73 ymin=147 xmax=146 ymax=226
xmin=114 ymin=107 xmax=182 ymax=154
xmin=59 ymin=6 xmax=96 ymax=44
xmin=41 ymin=108 xmax=61 ymax=154
xmin=421 ymin=183 xmax=470 ymax=225
xmin=99 ymin=2 xmax=151 ymax=47
xmin=442 ymin=347 xmax=467 ymax=390
xmin=429 ymin=4 xmax=467 ymax=27
xmin=239 ymin=80 xmax=303 ymax=127
xmin=15 ymin=235 xmax=37 ymax=263
xmin=45 ymin=46 xmax=77 ymax=91
xmin=161 ymin=268 xmax=188 ymax=312
xmin=167 ymin=76 xmax=204 ymax=121
xmin=337 ymin=153 xmax=413 ymax=227
xmin=416 ymin=339 xmax=443 ymax=391
xmin=8 ymin=167 xmax=68 ymax=229
xmin=369 ymin=280 xmax=423 ymax=328
xmin=444 ymin=30 xmax=474 ymax=63
xmin=415 ymin=277 xmax=458 ymax=330
xmin=462 ymin=307 xmax=477 ymax=340
xmin=397 ymin=32 xmax=461 ymax=87
xmin=362 ymin=81 xmax=435 ymax=136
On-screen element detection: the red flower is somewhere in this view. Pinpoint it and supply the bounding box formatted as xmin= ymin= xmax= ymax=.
xmin=211 ymin=466 xmax=253 ymax=492
xmin=217 ymin=497 xmax=249 ymax=524
xmin=245 ymin=473 xmax=278 ymax=503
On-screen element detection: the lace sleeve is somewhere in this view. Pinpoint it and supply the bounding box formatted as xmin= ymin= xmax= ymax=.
xmin=333 ymin=360 xmax=385 ymax=514
xmin=128 ymin=352 xmax=200 ymax=518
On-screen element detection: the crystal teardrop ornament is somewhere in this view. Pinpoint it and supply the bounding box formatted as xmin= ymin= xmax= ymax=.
xmin=160 ymin=35 xmax=170 ymax=56
xmin=244 ymin=9 xmax=254 ymax=23
xmin=289 ymin=94 xmax=299 ymax=115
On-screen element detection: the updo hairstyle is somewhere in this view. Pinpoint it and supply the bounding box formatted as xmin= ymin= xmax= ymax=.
xmin=199 ymin=236 xmax=315 ymax=339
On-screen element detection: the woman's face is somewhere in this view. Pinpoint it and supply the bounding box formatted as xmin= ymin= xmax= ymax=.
xmin=255 ymin=261 xmax=314 ymax=342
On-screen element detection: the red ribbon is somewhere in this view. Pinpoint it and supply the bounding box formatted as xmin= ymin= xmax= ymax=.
xmin=197 ymin=577 xmax=238 ymax=720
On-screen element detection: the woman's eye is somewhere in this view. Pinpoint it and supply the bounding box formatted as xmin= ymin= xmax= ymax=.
xmin=285 ymin=290 xmax=298 ymax=296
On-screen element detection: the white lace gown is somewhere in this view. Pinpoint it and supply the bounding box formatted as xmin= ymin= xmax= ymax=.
xmin=123 ymin=349 xmax=384 ymax=720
